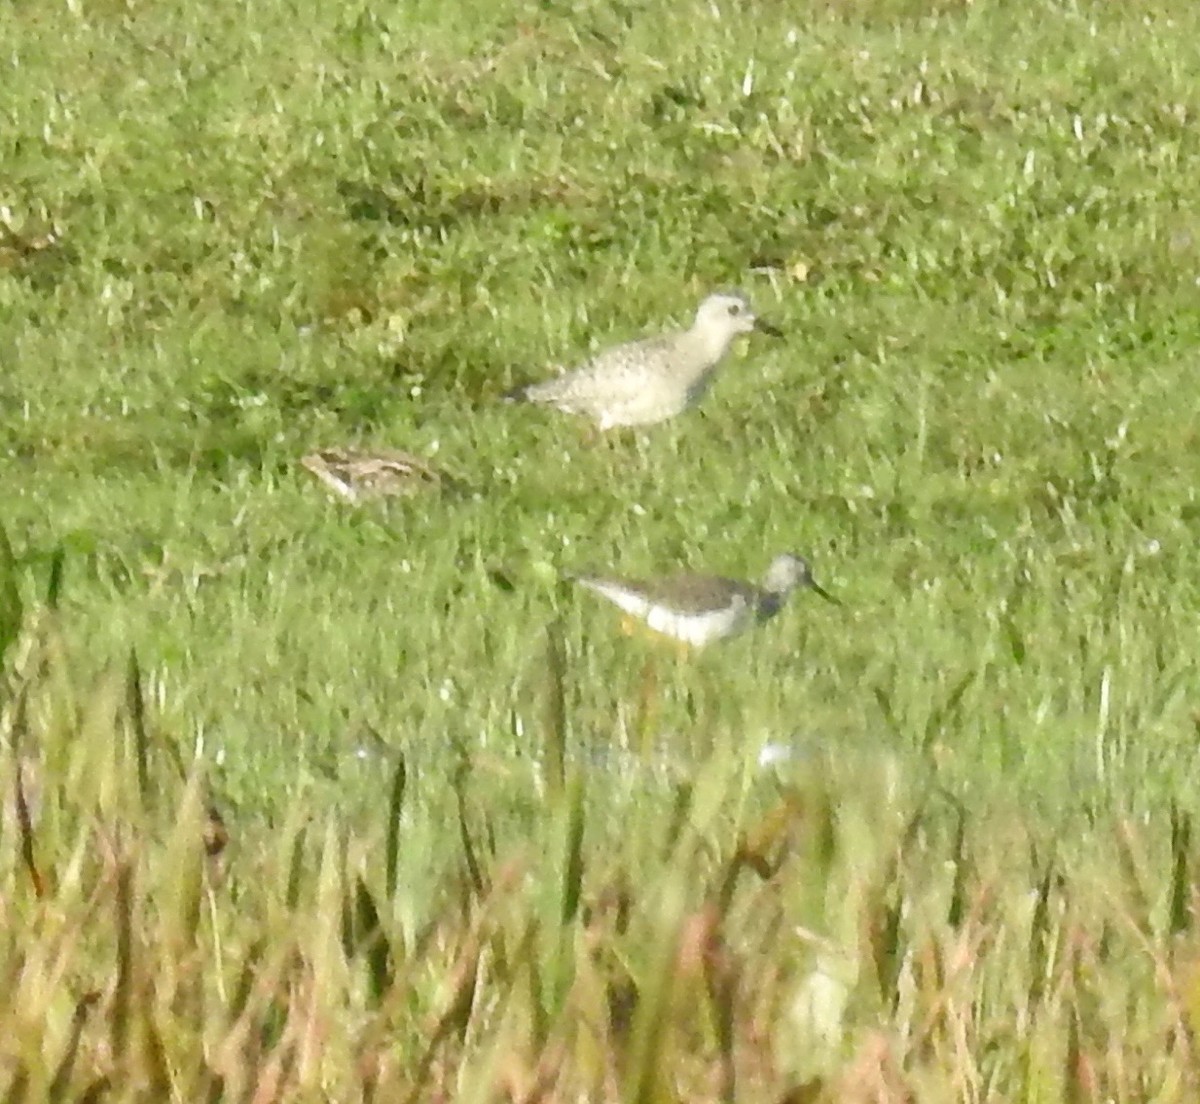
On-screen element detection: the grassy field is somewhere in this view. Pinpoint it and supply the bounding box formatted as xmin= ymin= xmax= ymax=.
xmin=4 ymin=0 xmax=1200 ymax=1098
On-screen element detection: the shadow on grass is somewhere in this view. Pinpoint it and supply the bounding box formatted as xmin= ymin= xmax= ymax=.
xmin=337 ymin=170 xmax=582 ymax=236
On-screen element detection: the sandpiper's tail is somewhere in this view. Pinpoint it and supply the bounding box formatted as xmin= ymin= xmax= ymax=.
xmin=566 ymin=573 xmax=654 ymax=618
xmin=501 ymin=383 xmax=531 ymax=403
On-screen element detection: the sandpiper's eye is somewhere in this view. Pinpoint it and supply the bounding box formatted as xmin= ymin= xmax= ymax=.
xmin=727 ymin=302 xmax=742 ymax=316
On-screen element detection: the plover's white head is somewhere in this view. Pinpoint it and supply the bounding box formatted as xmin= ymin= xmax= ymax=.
xmin=692 ymin=290 xmax=783 ymax=341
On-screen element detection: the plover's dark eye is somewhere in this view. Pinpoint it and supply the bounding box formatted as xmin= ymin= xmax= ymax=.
xmin=727 ymin=302 xmax=742 ymax=316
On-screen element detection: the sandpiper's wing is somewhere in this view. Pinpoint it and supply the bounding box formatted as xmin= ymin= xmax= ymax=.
xmin=569 ymin=568 xmax=763 ymax=647
xmin=638 ymin=573 xmax=757 ymax=616
xmin=568 ymin=573 xmax=656 ymax=618
xmin=572 ymin=571 xmax=753 ymax=617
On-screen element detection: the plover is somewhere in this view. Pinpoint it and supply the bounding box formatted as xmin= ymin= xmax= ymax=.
xmin=504 ymin=290 xmax=782 ymax=430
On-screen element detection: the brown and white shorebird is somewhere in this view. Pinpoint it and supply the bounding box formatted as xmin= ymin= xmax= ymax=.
xmin=503 ymin=290 xmax=782 ymax=430
xmin=301 ymin=447 xmax=447 ymax=503
xmin=566 ymin=553 xmax=837 ymax=649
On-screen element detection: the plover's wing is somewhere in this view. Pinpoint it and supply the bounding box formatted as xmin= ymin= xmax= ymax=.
xmin=514 ymin=333 xmax=677 ymax=407
xmin=577 ymin=331 xmax=678 ymax=378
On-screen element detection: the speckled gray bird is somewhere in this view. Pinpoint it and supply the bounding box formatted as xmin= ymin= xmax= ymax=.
xmin=503 ymin=290 xmax=781 ymax=430
xmin=567 ymin=553 xmax=836 ymax=648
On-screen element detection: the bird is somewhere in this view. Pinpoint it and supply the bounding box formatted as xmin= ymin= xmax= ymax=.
xmin=503 ymin=290 xmax=782 ymax=430
xmin=566 ymin=553 xmax=837 ymax=649
xmin=300 ymin=447 xmax=447 ymax=503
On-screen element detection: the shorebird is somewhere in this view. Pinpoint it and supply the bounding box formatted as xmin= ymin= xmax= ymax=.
xmin=567 ymin=553 xmax=837 ymax=649
xmin=301 ymin=447 xmax=447 ymax=503
xmin=503 ymin=290 xmax=782 ymax=430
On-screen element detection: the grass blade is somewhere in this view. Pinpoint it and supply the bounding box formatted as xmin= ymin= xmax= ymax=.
xmin=947 ymin=808 xmax=968 ymax=929
xmin=625 ymin=875 xmax=685 ymax=1104
xmin=385 ymin=752 xmax=407 ymax=902
xmin=47 ymin=994 xmax=99 ymax=1104
xmin=355 ymin=876 xmax=394 ymax=1001
xmin=923 ymin=671 xmax=976 ymax=754
xmin=13 ymin=730 xmax=46 ymax=898
xmin=45 ymin=544 xmax=66 ymax=610
xmin=4 ymin=1065 xmax=29 ymax=1104
xmin=872 ymin=685 xmax=902 ymax=741
xmin=542 ymin=620 xmax=567 ymax=796
xmin=126 ymin=648 xmax=150 ymax=807
xmin=0 ymin=524 xmax=23 ymax=668
xmin=1170 ymin=802 xmax=1191 ymax=939
xmin=112 ymin=858 xmax=136 ymax=1064
xmin=286 ymin=825 xmax=308 ymax=911
xmin=1114 ymin=819 xmax=1154 ymax=941
xmin=1027 ymin=858 xmax=1057 ymax=1012
xmin=560 ymin=771 xmax=586 ymax=927
xmin=454 ymin=763 xmax=486 ymax=899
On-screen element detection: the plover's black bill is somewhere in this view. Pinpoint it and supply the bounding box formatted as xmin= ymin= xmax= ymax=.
xmin=754 ymin=318 xmax=785 ymax=337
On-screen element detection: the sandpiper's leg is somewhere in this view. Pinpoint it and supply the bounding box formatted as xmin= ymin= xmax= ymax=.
xmin=635 ymin=653 xmax=660 ymax=759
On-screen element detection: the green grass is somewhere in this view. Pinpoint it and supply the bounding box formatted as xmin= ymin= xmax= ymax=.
xmin=4 ymin=0 xmax=1200 ymax=1098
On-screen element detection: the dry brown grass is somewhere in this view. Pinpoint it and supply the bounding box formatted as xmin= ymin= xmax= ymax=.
xmin=4 ymin=574 xmax=1200 ymax=1102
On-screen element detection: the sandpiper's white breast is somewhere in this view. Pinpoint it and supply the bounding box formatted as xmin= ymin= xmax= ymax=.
xmin=644 ymin=601 xmax=751 ymax=646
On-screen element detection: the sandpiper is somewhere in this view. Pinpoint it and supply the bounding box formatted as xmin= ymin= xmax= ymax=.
xmin=567 ymin=553 xmax=836 ymax=648
xmin=301 ymin=447 xmax=446 ymax=503
xmin=503 ymin=290 xmax=782 ymax=430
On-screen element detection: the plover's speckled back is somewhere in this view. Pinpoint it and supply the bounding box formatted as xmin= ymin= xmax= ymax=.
xmin=567 ymin=553 xmax=836 ymax=648
xmin=504 ymin=290 xmax=782 ymax=430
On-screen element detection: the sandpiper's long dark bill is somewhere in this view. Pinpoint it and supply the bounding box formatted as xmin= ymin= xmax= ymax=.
xmin=567 ymin=553 xmax=836 ymax=648
xmin=503 ymin=289 xmax=781 ymax=430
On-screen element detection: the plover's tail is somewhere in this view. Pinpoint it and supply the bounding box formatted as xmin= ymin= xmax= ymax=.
xmin=501 ymin=383 xmax=531 ymax=403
